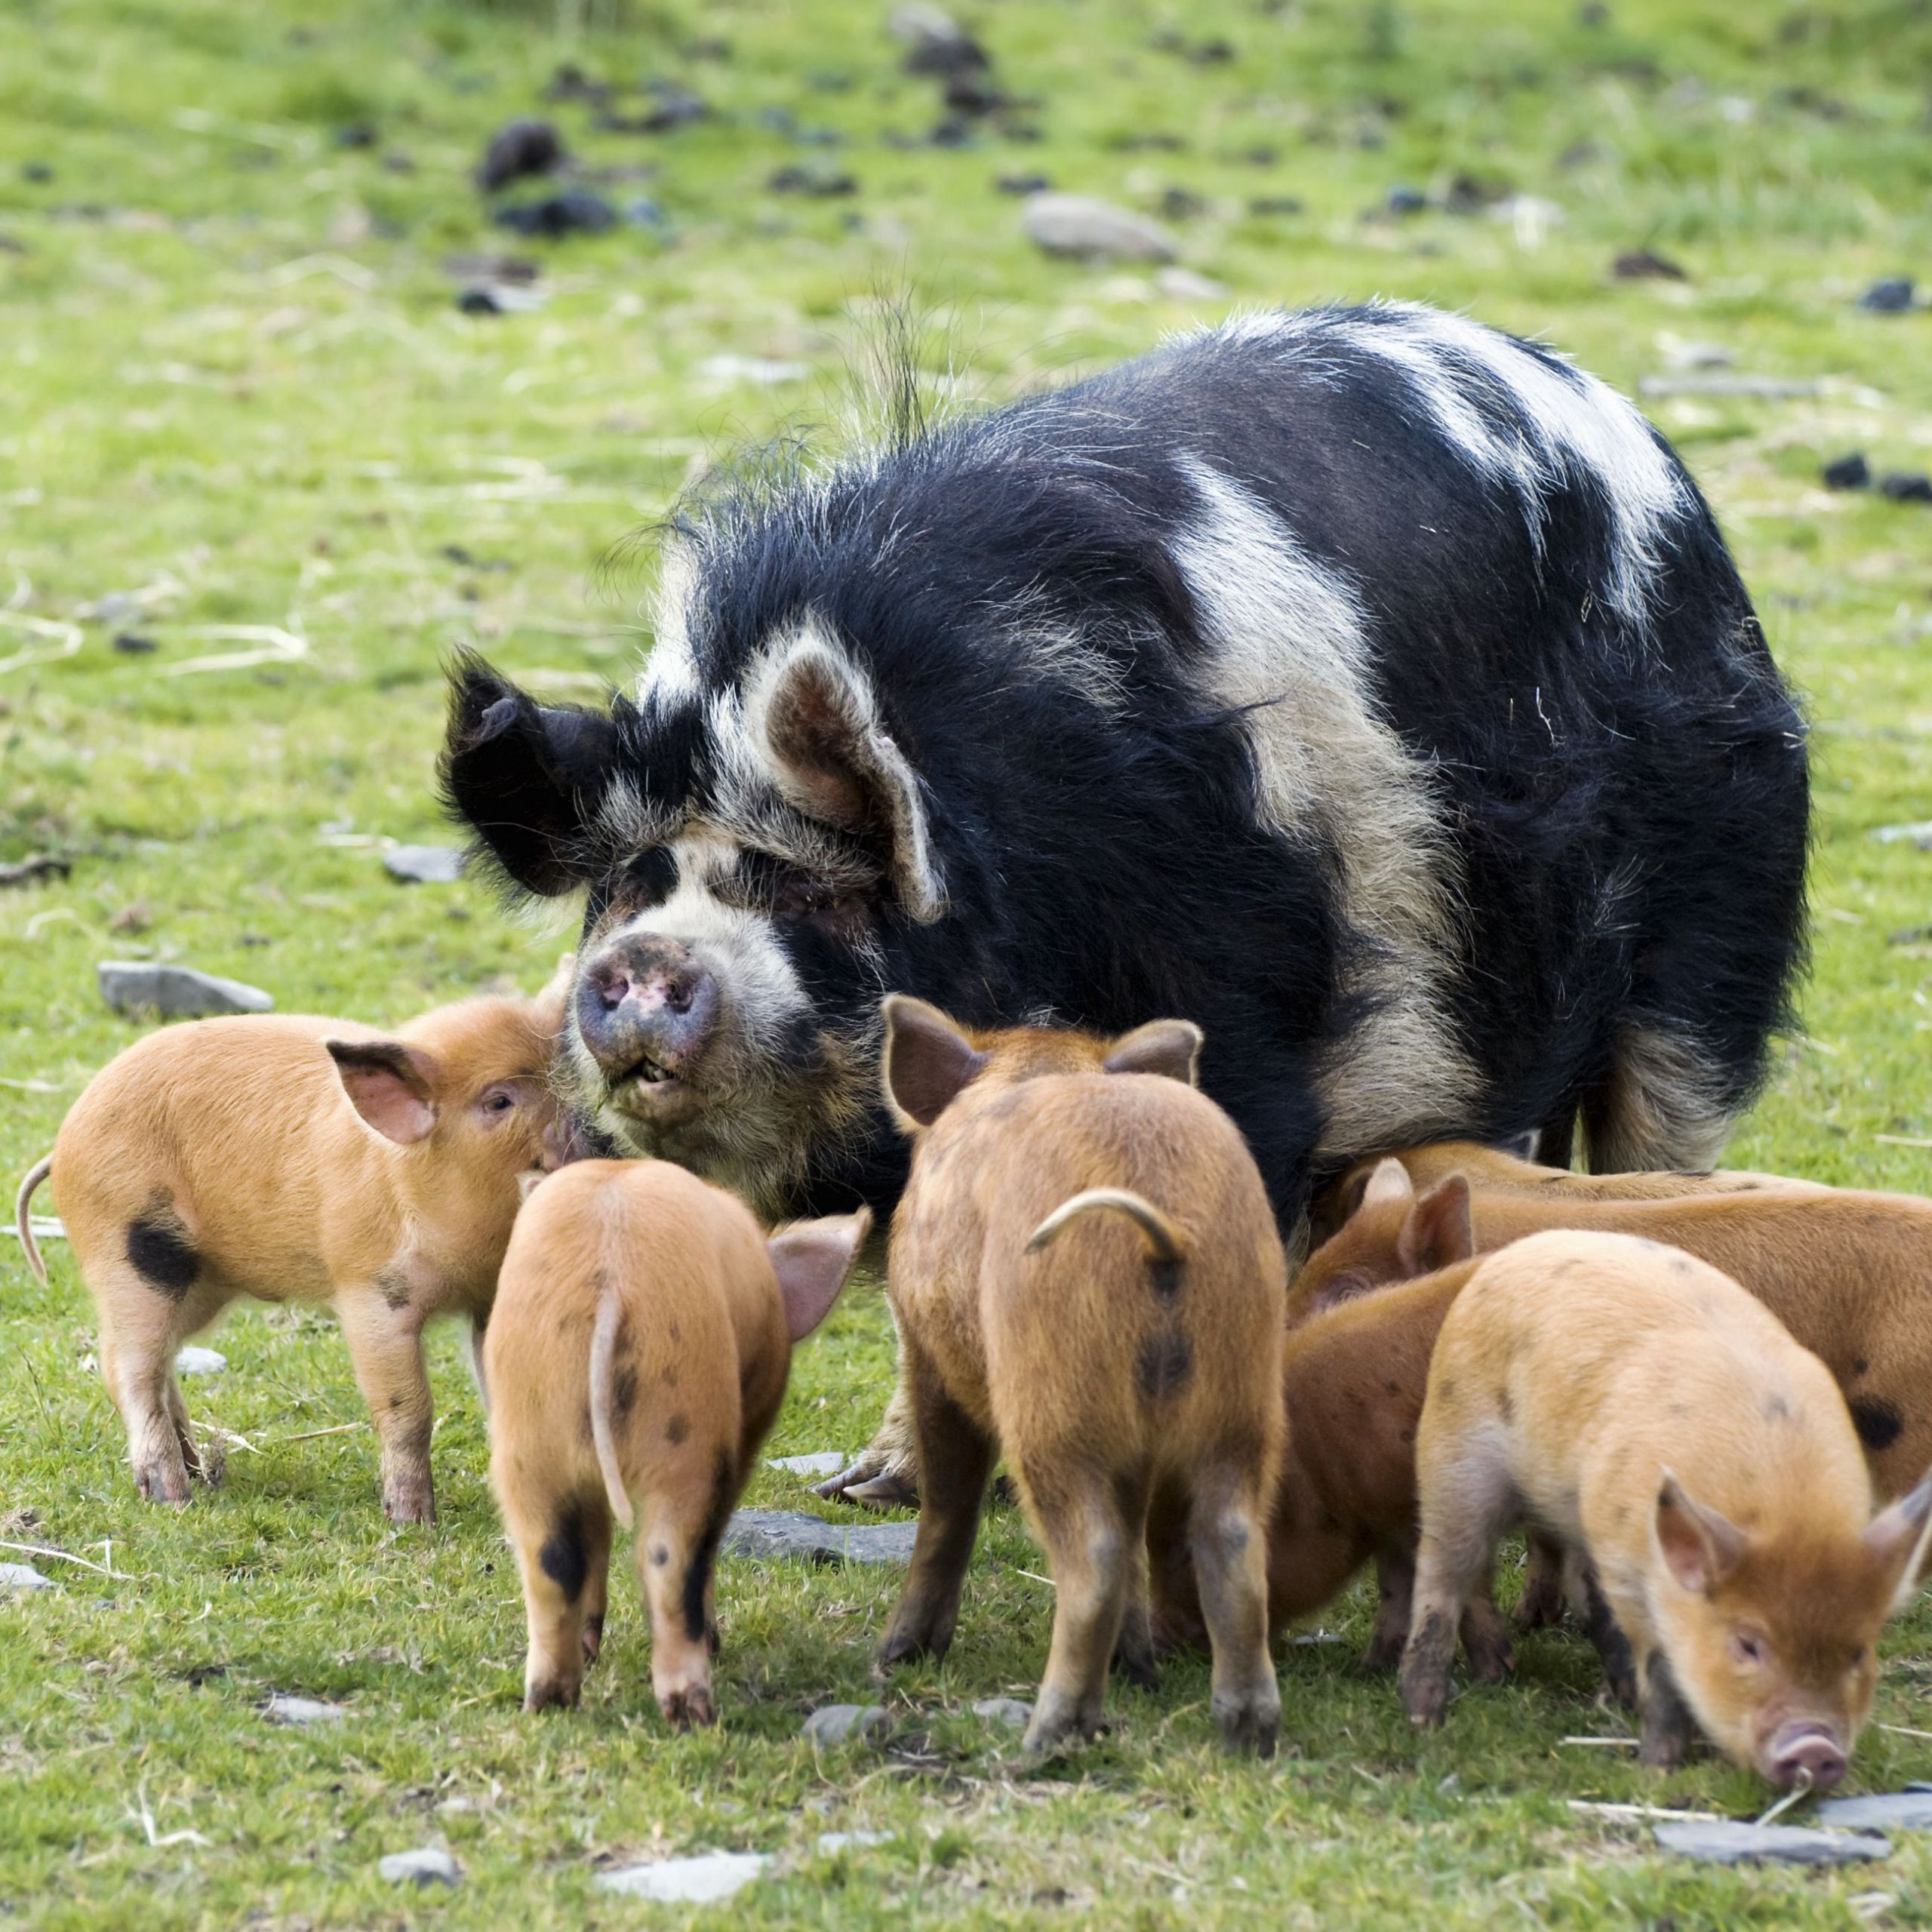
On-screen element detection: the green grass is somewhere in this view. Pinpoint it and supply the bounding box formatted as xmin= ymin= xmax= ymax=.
xmin=4 ymin=0 xmax=1932 ymax=1922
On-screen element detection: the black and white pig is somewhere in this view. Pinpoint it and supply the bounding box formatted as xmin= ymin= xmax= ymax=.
xmin=442 ymin=303 xmax=1808 ymax=1492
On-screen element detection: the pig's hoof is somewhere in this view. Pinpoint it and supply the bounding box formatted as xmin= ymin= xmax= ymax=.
xmin=660 ymin=1684 xmax=716 ymax=1729
xmin=1021 ymin=1703 xmax=1106 ymax=1756
xmin=383 ymin=1481 xmax=437 ymax=1527
xmin=582 ymin=1614 xmax=605 ymax=1665
xmin=1360 ymin=1626 xmax=1405 ymax=1673
xmin=524 ymin=1675 xmax=582 ymax=1713
xmin=135 ymin=1460 xmax=192 ymax=1506
xmin=1214 ymin=1694 xmax=1281 ymax=1757
xmin=875 ymin=1629 xmax=941 ymax=1673
xmin=1398 ymin=1669 xmax=1450 ymax=1728
xmin=1111 ymin=1632 xmax=1158 ymax=1690
xmin=814 ymin=1452 xmax=921 ymax=1511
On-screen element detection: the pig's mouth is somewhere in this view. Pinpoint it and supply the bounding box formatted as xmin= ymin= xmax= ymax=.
xmin=607 ymin=1049 xmax=704 ymax=1126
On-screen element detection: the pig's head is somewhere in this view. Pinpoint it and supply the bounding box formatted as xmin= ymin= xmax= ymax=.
xmin=439 ymin=625 xmax=951 ymax=1218
xmin=1647 ymin=1466 xmax=1932 ymax=1789
xmin=325 ymin=965 xmax=571 ymax=1269
xmin=1287 ymin=1157 xmax=1472 ymax=1323
xmin=878 ymin=992 xmax=1203 ymax=1133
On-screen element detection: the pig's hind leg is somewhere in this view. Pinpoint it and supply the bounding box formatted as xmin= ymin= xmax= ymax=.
xmin=635 ymin=1456 xmax=739 ymax=1729
xmin=1400 ymin=1435 xmax=1520 ymax=1727
xmin=95 ymin=1264 xmax=225 ymax=1505
xmin=506 ymin=1487 xmax=611 ymax=1713
xmin=1186 ymin=1461 xmax=1281 ymax=1755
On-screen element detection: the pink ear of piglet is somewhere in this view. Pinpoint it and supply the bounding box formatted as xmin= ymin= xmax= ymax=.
xmin=768 ymin=1207 xmax=874 ymax=1343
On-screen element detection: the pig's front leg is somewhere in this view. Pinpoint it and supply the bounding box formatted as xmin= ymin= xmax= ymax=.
xmin=1637 ymin=1649 xmax=1697 ymax=1769
xmin=336 ymin=1288 xmax=437 ymax=1525
xmin=816 ymin=1368 xmax=921 ymax=1509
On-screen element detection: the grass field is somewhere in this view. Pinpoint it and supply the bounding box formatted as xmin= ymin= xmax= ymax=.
xmin=4 ymin=0 xmax=1932 ymax=1924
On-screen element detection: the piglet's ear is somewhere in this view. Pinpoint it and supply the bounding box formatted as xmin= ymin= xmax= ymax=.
xmin=747 ymin=628 xmax=945 ymax=923
xmin=327 ymin=1039 xmax=441 ymax=1146
xmin=769 ymin=1207 xmax=872 ymax=1343
xmin=1360 ymin=1158 xmax=1415 ymax=1214
xmin=881 ymin=995 xmax=987 ymax=1130
xmin=1103 ymin=1019 xmax=1203 ymax=1085
xmin=1396 ymin=1175 xmax=1474 ymax=1277
xmin=1655 ymin=1469 xmax=1748 ymax=1594
xmin=1866 ymin=1470 xmax=1932 ymax=1615
xmin=439 ymin=651 xmax=619 ymax=898
xmin=531 ymin=952 xmax=577 ymax=1036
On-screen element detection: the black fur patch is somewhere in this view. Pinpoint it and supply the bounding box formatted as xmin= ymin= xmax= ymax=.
xmin=377 ymin=1265 xmax=413 ymax=1310
xmin=1851 ymin=1397 xmax=1904 ymax=1454
xmin=666 ymin=1412 xmax=690 ymax=1446
xmin=540 ymin=1504 xmax=589 ymax=1604
xmin=614 ymin=1364 xmax=638 ymax=1418
xmin=1136 ymin=1329 xmax=1193 ymax=1401
xmin=127 ymin=1198 xmax=197 ymax=1299
xmin=681 ymin=1449 xmax=736 ymax=1644
xmin=1149 ymin=1255 xmax=1183 ymax=1300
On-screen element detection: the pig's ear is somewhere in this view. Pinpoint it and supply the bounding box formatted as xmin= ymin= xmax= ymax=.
xmin=746 ymin=626 xmax=945 ymax=924
xmin=1654 ymin=1469 xmax=1749 ymax=1593
xmin=1361 ymin=1158 xmax=1415 ymax=1214
xmin=881 ymin=994 xmax=986 ymax=1130
xmin=1865 ymin=1471 xmax=1932 ymax=1615
xmin=439 ymin=651 xmax=619 ymax=897
xmin=328 ymin=1039 xmax=441 ymax=1145
xmin=1103 ymin=1019 xmax=1203 ymax=1084
xmin=1396 ymin=1176 xmax=1474 ymax=1276
xmin=769 ymin=1207 xmax=872 ymax=1343
xmin=1493 ymin=1128 xmax=1541 ymax=1163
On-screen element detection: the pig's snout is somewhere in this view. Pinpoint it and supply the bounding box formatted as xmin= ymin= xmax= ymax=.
xmin=1766 ymin=1723 xmax=1847 ymax=1792
xmin=577 ymin=937 xmax=718 ymax=1084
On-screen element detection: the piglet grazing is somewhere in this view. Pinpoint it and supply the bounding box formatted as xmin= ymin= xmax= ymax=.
xmin=1401 ymin=1230 xmax=1932 ymax=1788
xmin=485 ymin=1158 xmax=868 ymax=1724
xmin=15 ymin=968 xmax=571 ymax=1522
xmin=876 ymin=997 xmax=1287 ymax=1755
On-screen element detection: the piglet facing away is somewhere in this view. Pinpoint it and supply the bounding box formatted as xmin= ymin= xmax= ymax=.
xmin=17 ymin=971 xmax=571 ymax=1522
xmin=485 ymin=1159 xmax=868 ymax=1724
xmin=875 ymin=997 xmax=1287 ymax=1756
xmin=1399 ymin=1231 xmax=1932 ymax=1789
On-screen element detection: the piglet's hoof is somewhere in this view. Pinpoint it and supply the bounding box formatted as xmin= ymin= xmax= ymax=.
xmin=383 ymin=1478 xmax=438 ymax=1527
xmin=135 ymin=1458 xmax=193 ymax=1506
xmin=582 ymin=1614 xmax=605 ymax=1664
xmin=659 ymin=1684 xmax=716 ymax=1729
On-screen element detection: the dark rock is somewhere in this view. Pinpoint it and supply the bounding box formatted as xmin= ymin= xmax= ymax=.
xmin=1823 ymin=452 xmax=1872 ymax=490
xmin=1386 ymin=186 xmax=1428 ymax=214
xmin=1248 ymin=195 xmax=1304 ymax=217
xmin=440 ymin=544 xmax=513 ymax=571
xmin=928 ymin=115 xmax=977 ymax=149
xmin=1559 ymin=140 xmax=1601 ymax=168
xmin=1654 ymin=1820 xmax=1888 ymax=1866
xmin=1880 ymin=472 xmax=1932 ymax=503
xmin=891 ymin=5 xmax=991 ymax=81
xmin=1159 ymin=185 xmax=1207 ymax=220
xmin=0 ymin=853 xmax=71 ymax=888
xmin=442 ymin=252 xmax=539 ymax=285
xmin=380 ymin=153 xmax=415 ymax=175
xmin=1023 ymin=192 xmax=1178 ymax=263
xmin=1817 ymin=1793 xmax=1932 ymax=1831
xmin=722 ymin=1509 xmax=916 ymax=1565
xmin=544 ymin=63 xmax=611 ymax=106
xmin=494 ymin=190 xmax=617 ymax=238
xmin=1110 ymin=131 xmax=1187 ymax=152
xmin=99 ymin=961 xmax=273 ymax=1019
xmin=112 ymin=630 xmax=158 ymax=654
xmin=1443 ymin=173 xmax=1509 ymax=214
xmin=22 ymin=162 xmax=53 ymax=184
xmin=478 ymin=118 xmax=565 ymax=193
xmin=1859 ymin=278 xmax=1914 ymax=313
xmin=333 ymin=123 xmax=377 ymax=149
xmin=801 ymin=1703 xmax=891 ymax=1746
xmin=768 ymin=162 xmax=857 ymax=196
xmin=623 ymin=198 xmax=671 ymax=233
xmin=996 ymin=172 xmax=1052 ymax=195
xmin=1614 ymin=248 xmax=1687 ymax=280
xmin=598 ymin=82 xmax=709 ymax=135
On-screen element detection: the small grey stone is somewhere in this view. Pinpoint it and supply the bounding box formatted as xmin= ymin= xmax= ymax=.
xmin=971 ymin=1697 xmax=1032 ymax=1729
xmin=378 ymin=1847 xmax=460 ymax=1887
xmin=1022 ymin=192 xmax=1178 ymax=263
xmin=816 ymin=1829 xmax=893 ymax=1854
xmin=1652 ymin=1820 xmax=1890 ymax=1866
xmin=767 ymin=1451 xmax=847 ymax=1478
xmin=595 ymin=1852 xmax=769 ymax=1902
xmin=1858 ymin=277 xmax=1914 ymax=313
xmin=723 ymin=1509 xmax=916 ymax=1566
xmin=262 ymin=1694 xmax=344 ymax=1726
xmin=1873 ymin=820 xmax=1932 ymax=848
xmin=802 ymin=1703 xmax=891 ymax=1746
xmin=174 ymin=1345 xmax=226 ymax=1376
xmin=1817 ymin=1793 xmax=1932 ymax=1831
xmin=1637 ymin=374 xmax=1822 ymax=400
xmin=888 ymin=3 xmax=971 ymax=56
xmin=382 ymin=844 xmax=465 ymax=884
xmin=1156 ymin=266 xmax=1226 ymax=303
xmin=0 ymin=1562 xmax=55 ymax=1592
xmin=99 ymin=961 xmax=274 ymax=1019
xmin=700 ymin=354 xmax=811 ymax=386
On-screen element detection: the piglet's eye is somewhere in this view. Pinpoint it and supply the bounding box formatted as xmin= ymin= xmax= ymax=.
xmin=481 ymin=1088 xmax=518 ymax=1115
xmin=1730 ymin=1629 xmax=1766 ymax=1666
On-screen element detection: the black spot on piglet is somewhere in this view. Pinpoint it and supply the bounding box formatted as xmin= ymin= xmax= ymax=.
xmin=1850 ymin=1397 xmax=1904 ymax=1454
xmin=128 ymin=1198 xmax=198 ymax=1299
xmin=540 ymin=1504 xmax=589 ymax=1604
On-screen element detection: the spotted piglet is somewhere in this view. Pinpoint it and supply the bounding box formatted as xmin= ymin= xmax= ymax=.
xmin=875 ymin=997 xmax=1287 ymax=1755
xmin=15 ymin=967 xmax=572 ymax=1522
xmin=485 ymin=1158 xmax=868 ymax=1723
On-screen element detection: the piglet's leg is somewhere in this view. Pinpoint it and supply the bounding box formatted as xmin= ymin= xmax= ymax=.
xmin=505 ymin=1490 xmax=610 ymax=1712
xmin=1187 ymin=1466 xmax=1281 ymax=1756
xmin=1516 ymin=1531 xmax=1570 ymax=1631
xmin=636 ymin=1464 xmax=737 ymax=1729
xmin=335 ymin=1289 xmax=436 ymax=1525
xmin=96 ymin=1269 xmax=223 ymax=1505
xmin=1638 ymin=1649 xmax=1697 ymax=1769
xmin=1363 ymin=1552 xmax=1415 ymax=1672
xmin=1401 ymin=1452 xmax=1518 ymax=1727
xmin=877 ymin=1352 xmax=994 ymax=1669
xmin=1146 ymin=1484 xmax=1208 ymax=1657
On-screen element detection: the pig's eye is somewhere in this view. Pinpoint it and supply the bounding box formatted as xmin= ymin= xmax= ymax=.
xmin=1729 ymin=1629 xmax=1767 ymax=1667
xmin=772 ymin=874 xmax=838 ymax=918
xmin=1847 ymin=1646 xmax=1869 ymax=1674
xmin=478 ymin=1086 xmax=521 ymax=1119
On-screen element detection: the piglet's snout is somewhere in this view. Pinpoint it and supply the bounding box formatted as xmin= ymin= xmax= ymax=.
xmin=1766 ymin=1723 xmax=1847 ymax=1792
xmin=577 ymin=937 xmax=718 ymax=1081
